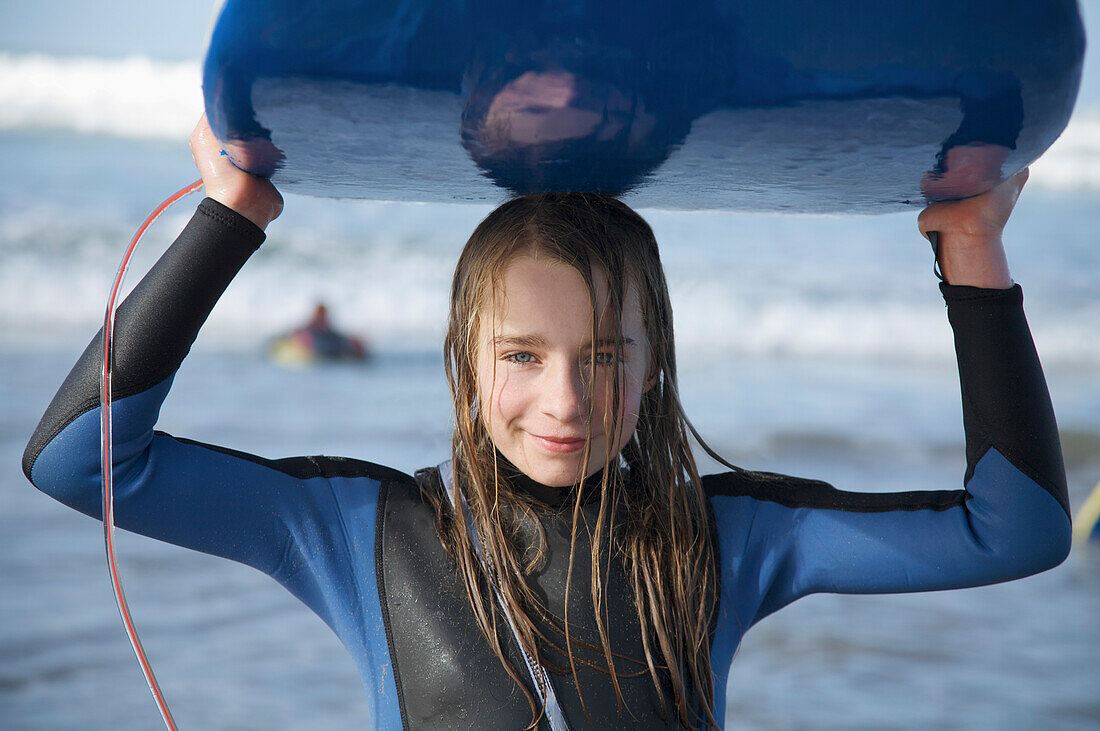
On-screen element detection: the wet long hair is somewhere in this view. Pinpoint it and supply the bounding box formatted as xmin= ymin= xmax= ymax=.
xmin=426 ymin=192 xmax=718 ymax=729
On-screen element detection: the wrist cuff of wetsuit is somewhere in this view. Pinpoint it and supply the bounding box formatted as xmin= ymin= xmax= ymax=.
xmin=939 ymin=281 xmax=1023 ymax=305
xmin=196 ymin=197 xmax=268 ymax=247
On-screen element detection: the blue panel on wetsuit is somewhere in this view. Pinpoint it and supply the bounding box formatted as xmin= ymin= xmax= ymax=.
xmin=202 ymin=0 xmax=1084 ymax=211
xmin=704 ymin=446 xmax=1070 ymax=718
xmin=31 ymin=385 xmax=404 ymax=728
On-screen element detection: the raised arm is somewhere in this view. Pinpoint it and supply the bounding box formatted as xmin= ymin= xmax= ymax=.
xmin=21 ymin=116 xmax=306 ymax=571
xmin=23 ymin=126 xmax=406 ymax=705
xmin=708 ymin=172 xmax=1070 ymax=625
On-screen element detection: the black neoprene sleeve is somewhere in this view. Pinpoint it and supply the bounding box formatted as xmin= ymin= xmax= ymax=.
xmin=22 ymin=198 xmax=265 ymax=479
xmin=940 ymin=282 xmax=1069 ymax=515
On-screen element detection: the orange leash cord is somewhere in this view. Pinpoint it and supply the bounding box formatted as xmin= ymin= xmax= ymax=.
xmin=100 ymin=179 xmax=204 ymax=731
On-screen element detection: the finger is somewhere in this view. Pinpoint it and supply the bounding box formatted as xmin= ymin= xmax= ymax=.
xmin=987 ymin=167 xmax=1028 ymax=203
xmin=189 ymin=114 xmax=218 ymax=160
xmin=917 ymin=199 xmax=953 ymax=239
xmin=190 ymin=113 xmax=210 ymax=144
xmin=1009 ymin=167 xmax=1029 ymax=197
xmin=986 ymin=168 xmax=1028 ymax=221
xmin=189 ymin=118 xmax=242 ymax=187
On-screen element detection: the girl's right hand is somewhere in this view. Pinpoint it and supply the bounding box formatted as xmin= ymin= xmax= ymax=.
xmin=190 ymin=114 xmax=284 ymax=230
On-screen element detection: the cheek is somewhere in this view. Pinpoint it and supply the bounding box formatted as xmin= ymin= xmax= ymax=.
xmin=603 ymin=374 xmax=644 ymax=456
xmin=477 ymin=360 xmax=523 ymax=432
xmin=621 ymin=373 xmax=646 ymax=428
xmin=596 ymin=365 xmax=646 ymax=427
xmin=474 ymin=356 xmax=498 ymax=432
xmin=491 ymin=371 xmax=520 ymax=422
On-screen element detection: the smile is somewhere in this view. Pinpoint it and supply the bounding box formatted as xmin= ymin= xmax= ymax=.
xmin=529 ymin=433 xmax=588 ymax=453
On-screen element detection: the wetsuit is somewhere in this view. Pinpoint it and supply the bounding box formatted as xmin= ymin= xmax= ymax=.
xmin=23 ymin=199 xmax=1071 ymax=729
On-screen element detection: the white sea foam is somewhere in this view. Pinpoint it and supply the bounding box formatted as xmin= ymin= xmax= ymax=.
xmin=0 ymin=52 xmax=1097 ymax=191
xmin=3 ymin=206 xmax=1098 ymax=369
xmin=1028 ymin=109 xmax=1100 ymax=190
xmin=0 ymin=53 xmax=201 ymax=139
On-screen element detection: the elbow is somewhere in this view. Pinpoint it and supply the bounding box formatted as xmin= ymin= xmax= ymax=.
xmin=1033 ymin=513 xmax=1072 ymax=572
xmin=1011 ymin=480 xmax=1074 ymax=576
xmin=22 ymin=419 xmax=105 ymax=520
xmin=22 ymin=433 xmax=59 ymax=495
xmin=23 ymin=413 xmax=54 ymax=485
xmin=987 ymin=510 xmax=1071 ymax=581
xmin=24 ymin=455 xmax=102 ymax=521
xmin=966 ymin=447 xmax=1072 ymax=579
xmin=22 ymin=440 xmax=39 ymax=485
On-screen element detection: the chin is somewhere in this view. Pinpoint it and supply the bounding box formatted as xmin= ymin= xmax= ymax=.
xmin=530 ymin=454 xmax=612 ymax=487
xmin=524 ymin=462 xmax=583 ymax=487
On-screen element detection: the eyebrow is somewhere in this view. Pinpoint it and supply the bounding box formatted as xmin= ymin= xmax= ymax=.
xmin=492 ymin=334 xmax=546 ymax=349
xmin=491 ymin=334 xmax=636 ymax=349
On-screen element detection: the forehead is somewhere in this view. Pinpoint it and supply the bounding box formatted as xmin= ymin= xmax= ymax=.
xmin=483 ymin=254 xmax=642 ymax=338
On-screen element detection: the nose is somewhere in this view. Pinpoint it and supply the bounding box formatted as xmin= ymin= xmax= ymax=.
xmin=541 ymin=360 xmax=588 ymax=423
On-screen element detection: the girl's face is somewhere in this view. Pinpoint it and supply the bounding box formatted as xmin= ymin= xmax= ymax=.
xmin=476 ymin=254 xmax=651 ymax=487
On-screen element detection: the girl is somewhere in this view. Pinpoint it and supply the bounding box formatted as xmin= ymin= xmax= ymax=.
xmin=23 ymin=118 xmax=1070 ymax=729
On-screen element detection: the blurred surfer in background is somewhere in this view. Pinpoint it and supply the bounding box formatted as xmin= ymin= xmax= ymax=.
xmin=267 ymin=302 xmax=369 ymax=365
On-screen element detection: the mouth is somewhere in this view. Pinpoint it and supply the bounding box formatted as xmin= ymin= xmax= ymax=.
xmin=529 ymin=433 xmax=588 ymax=454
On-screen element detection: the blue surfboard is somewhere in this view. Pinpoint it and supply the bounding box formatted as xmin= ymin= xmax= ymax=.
xmin=203 ymin=0 xmax=1085 ymax=212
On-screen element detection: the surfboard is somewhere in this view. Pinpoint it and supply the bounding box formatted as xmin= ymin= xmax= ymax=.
xmin=202 ymin=0 xmax=1085 ymax=212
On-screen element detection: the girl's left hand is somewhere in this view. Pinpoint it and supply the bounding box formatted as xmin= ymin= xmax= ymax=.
xmin=917 ymin=168 xmax=1028 ymax=289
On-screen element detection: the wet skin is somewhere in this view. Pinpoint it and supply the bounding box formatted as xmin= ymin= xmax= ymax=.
xmin=475 ymin=254 xmax=651 ymax=487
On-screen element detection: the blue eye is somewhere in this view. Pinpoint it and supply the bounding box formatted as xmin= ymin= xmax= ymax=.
xmin=594 ymin=352 xmax=617 ymax=365
xmin=506 ymin=352 xmax=536 ymax=364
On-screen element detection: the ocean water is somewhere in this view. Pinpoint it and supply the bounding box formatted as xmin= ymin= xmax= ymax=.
xmin=3 ymin=5 xmax=1100 ymax=728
